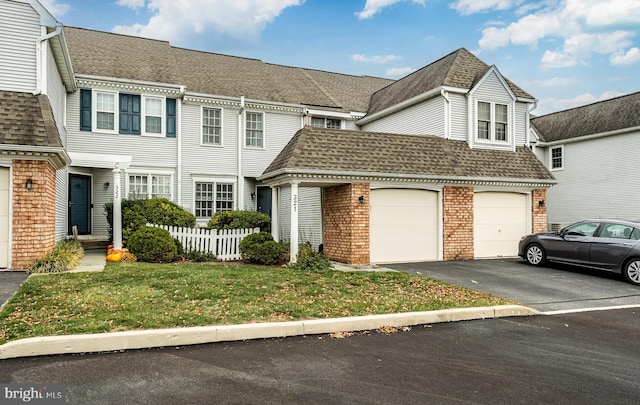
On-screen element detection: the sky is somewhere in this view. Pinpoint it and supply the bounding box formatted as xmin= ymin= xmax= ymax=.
xmin=40 ymin=0 xmax=640 ymax=115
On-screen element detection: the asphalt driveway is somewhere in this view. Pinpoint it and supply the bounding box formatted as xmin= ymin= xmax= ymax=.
xmin=387 ymin=258 xmax=640 ymax=313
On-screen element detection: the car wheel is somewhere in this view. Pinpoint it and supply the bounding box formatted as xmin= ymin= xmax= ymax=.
xmin=525 ymin=244 xmax=546 ymax=266
xmin=623 ymin=259 xmax=640 ymax=286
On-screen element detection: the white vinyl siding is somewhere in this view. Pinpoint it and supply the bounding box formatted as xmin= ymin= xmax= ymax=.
xmin=546 ymin=131 xmax=640 ymax=224
xmin=56 ymin=168 xmax=69 ymax=239
xmin=448 ymin=93 xmax=468 ymax=141
xmin=0 ymin=1 xmax=39 ymax=92
xmin=277 ymin=186 xmax=323 ymax=251
xmin=361 ymin=97 xmax=445 ymax=137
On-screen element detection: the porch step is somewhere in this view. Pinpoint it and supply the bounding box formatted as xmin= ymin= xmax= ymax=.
xmin=79 ymin=239 xmax=111 ymax=251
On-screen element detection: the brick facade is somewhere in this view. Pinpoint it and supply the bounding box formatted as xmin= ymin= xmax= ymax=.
xmin=442 ymin=186 xmax=474 ymax=260
xmin=532 ymin=189 xmax=548 ymax=233
xmin=322 ymin=183 xmax=370 ymax=265
xmin=11 ymin=160 xmax=57 ymax=270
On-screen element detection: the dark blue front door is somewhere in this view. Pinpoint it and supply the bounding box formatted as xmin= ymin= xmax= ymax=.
xmin=69 ymin=174 xmax=91 ymax=235
xmin=257 ymin=187 xmax=272 ymax=218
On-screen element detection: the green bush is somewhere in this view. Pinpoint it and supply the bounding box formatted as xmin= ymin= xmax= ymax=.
xmin=208 ymin=210 xmax=271 ymax=231
xmin=288 ymin=242 xmax=334 ymax=271
xmin=105 ymin=198 xmax=196 ymax=246
xmin=239 ymin=232 xmax=288 ymax=265
xmin=127 ymin=226 xmax=178 ymax=263
xmin=28 ymin=239 xmax=85 ymax=274
xmin=184 ymin=250 xmax=218 ymax=262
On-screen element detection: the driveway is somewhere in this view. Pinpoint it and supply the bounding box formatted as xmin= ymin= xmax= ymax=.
xmin=387 ymin=258 xmax=640 ymax=313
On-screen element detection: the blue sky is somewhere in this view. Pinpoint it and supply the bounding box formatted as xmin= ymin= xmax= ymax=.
xmin=41 ymin=0 xmax=640 ymax=115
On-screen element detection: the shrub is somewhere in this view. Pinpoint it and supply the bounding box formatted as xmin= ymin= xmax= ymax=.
xmin=289 ymin=242 xmax=334 ymax=271
xmin=239 ymin=232 xmax=288 ymax=265
xmin=127 ymin=226 xmax=178 ymax=263
xmin=208 ymin=210 xmax=271 ymax=231
xmin=28 ymin=239 xmax=85 ymax=274
xmin=105 ymin=198 xmax=196 ymax=246
xmin=184 ymin=250 xmax=218 ymax=262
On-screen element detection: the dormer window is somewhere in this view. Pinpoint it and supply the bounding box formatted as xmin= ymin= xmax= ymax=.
xmin=477 ymin=101 xmax=509 ymax=142
xmin=311 ymin=117 xmax=342 ymax=129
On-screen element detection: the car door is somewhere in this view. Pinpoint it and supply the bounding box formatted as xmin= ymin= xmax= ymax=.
xmin=589 ymin=223 xmax=640 ymax=269
xmin=546 ymin=221 xmax=600 ymax=265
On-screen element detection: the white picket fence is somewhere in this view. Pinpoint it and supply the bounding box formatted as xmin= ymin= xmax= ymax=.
xmin=147 ymin=224 xmax=259 ymax=261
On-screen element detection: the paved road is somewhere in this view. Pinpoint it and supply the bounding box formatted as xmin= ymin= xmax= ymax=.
xmin=387 ymin=258 xmax=640 ymax=313
xmin=1 ymin=309 xmax=638 ymax=404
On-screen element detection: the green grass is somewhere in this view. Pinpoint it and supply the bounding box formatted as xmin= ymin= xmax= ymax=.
xmin=0 ymin=262 xmax=512 ymax=344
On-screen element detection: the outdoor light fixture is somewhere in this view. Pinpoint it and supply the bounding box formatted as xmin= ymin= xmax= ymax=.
xmin=251 ymin=192 xmax=256 ymax=200
xmin=358 ymin=195 xmax=365 ymax=204
xmin=104 ymin=182 xmax=110 ymax=189
xmin=25 ymin=179 xmax=33 ymax=190
xmin=539 ymin=200 xmax=545 ymax=207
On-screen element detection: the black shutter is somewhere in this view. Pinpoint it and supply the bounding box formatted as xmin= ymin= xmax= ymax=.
xmin=80 ymin=89 xmax=91 ymax=131
xmin=119 ymin=94 xmax=141 ymax=135
xmin=166 ymin=98 xmax=176 ymax=138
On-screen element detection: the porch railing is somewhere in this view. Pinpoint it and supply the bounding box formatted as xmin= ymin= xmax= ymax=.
xmin=147 ymin=224 xmax=259 ymax=261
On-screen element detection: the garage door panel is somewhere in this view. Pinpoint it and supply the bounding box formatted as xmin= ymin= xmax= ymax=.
xmin=474 ymin=192 xmax=527 ymax=258
xmin=370 ymin=189 xmax=438 ymax=263
xmin=0 ymin=168 xmax=9 ymax=268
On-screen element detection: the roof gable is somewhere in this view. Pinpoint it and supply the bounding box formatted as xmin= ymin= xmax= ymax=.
xmin=531 ymin=91 xmax=640 ymax=143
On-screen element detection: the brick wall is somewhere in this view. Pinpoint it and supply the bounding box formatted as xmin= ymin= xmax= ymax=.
xmin=322 ymin=183 xmax=370 ymax=265
xmin=442 ymin=186 xmax=474 ymax=260
xmin=532 ymin=189 xmax=548 ymax=233
xmin=11 ymin=160 xmax=57 ymax=270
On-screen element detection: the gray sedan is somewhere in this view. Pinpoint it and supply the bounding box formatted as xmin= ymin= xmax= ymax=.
xmin=518 ymin=219 xmax=640 ymax=286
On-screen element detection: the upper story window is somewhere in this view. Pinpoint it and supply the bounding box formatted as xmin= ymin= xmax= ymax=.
xmin=128 ymin=174 xmax=173 ymax=200
xmin=311 ymin=117 xmax=342 ymax=129
xmin=477 ymin=101 xmax=509 ymax=142
xmin=80 ymin=89 xmax=176 ymax=138
xmin=550 ymin=146 xmax=563 ymax=170
xmin=202 ymin=107 xmax=222 ymax=145
xmin=245 ymin=112 xmax=264 ymax=148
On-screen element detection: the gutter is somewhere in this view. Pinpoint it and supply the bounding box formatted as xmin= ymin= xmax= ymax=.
xmin=34 ymin=24 xmax=62 ymax=95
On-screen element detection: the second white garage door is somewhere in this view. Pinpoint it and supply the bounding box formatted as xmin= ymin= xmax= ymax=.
xmin=370 ymin=189 xmax=439 ymax=263
xmin=0 ymin=167 xmax=9 ymax=269
xmin=474 ymin=192 xmax=528 ymax=258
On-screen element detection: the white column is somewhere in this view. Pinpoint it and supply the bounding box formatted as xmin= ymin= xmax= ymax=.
xmin=290 ymin=182 xmax=299 ymax=263
xmin=112 ymin=164 xmax=123 ymax=250
xmin=271 ymin=186 xmax=279 ymax=242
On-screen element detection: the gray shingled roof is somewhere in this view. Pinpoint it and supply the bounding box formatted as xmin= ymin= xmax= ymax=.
xmin=63 ymin=27 xmax=393 ymax=113
xmin=531 ymin=91 xmax=640 ymax=143
xmin=0 ymin=91 xmax=62 ymax=148
xmin=367 ymin=48 xmax=534 ymax=116
xmin=262 ymin=126 xmax=555 ymax=184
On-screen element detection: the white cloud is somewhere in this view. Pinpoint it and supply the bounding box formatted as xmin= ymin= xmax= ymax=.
xmin=385 ymin=67 xmax=414 ymax=78
xmin=116 ymin=0 xmax=145 ymax=9
xmin=112 ymin=0 xmax=303 ymax=43
xmin=356 ymin=0 xmax=425 ymax=20
xmin=39 ymin=0 xmax=71 ymax=16
xmin=451 ymin=0 xmax=523 ymax=16
xmin=472 ymin=0 xmax=640 ymax=69
xmin=610 ymin=47 xmax=640 ymax=65
xmin=351 ymin=54 xmax=400 ymax=63
xmin=528 ymin=76 xmax=581 ymax=87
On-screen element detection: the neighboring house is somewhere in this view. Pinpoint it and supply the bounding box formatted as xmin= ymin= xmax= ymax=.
xmin=0 ymin=0 xmax=74 ymax=270
xmin=1 ymin=0 xmax=555 ymax=269
xmin=530 ymin=91 xmax=640 ymax=230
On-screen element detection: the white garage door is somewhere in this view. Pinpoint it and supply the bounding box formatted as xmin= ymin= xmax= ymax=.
xmin=370 ymin=189 xmax=439 ymax=263
xmin=0 ymin=168 xmax=9 ymax=268
xmin=474 ymin=192 xmax=527 ymax=258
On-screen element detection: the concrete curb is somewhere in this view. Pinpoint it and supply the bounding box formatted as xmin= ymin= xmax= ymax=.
xmin=0 ymin=305 xmax=538 ymax=359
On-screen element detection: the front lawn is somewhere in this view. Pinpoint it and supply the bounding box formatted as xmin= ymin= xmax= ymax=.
xmin=0 ymin=262 xmax=512 ymax=344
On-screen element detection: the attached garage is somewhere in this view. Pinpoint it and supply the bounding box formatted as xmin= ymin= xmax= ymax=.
xmin=0 ymin=167 xmax=9 ymax=269
xmin=370 ymin=189 xmax=439 ymax=263
xmin=474 ymin=192 xmax=528 ymax=258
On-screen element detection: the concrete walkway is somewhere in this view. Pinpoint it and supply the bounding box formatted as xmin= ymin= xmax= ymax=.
xmin=68 ymin=250 xmax=107 ymax=273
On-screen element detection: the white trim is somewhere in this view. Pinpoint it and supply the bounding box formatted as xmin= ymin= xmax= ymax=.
xmin=68 ymin=152 xmax=132 ymax=169
xmin=200 ymin=106 xmax=224 ymax=147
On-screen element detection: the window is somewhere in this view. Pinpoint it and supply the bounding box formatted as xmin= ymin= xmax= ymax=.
xmin=311 ymin=117 xmax=341 ymax=129
xmin=128 ymin=174 xmax=172 ymax=200
xmin=144 ymin=97 xmax=163 ymax=135
xmin=563 ymin=221 xmax=599 ymax=237
xmin=195 ymin=182 xmax=234 ymax=218
xmin=551 ymin=146 xmax=563 ymax=170
xmin=81 ymin=90 xmax=177 ymax=137
xmin=96 ymin=92 xmax=115 ymax=131
xmin=202 ymin=107 xmax=222 ymax=145
xmin=477 ymin=101 xmax=509 ymax=142
xmin=599 ymin=223 xmax=637 ymax=239
xmin=245 ymin=112 xmax=263 ymax=148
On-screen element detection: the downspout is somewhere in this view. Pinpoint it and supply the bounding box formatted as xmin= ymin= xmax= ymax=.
xmin=441 ymin=88 xmax=450 ymax=139
xmin=34 ymin=24 xmax=63 ymax=95
xmin=177 ymin=85 xmax=186 ymax=205
xmin=238 ymin=96 xmax=245 ymax=210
